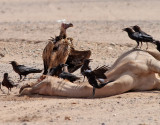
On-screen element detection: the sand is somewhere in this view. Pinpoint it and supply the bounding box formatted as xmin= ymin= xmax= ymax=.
xmin=0 ymin=0 xmax=160 ymax=124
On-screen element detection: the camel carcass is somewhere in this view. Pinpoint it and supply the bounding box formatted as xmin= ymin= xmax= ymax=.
xmin=20 ymin=49 xmax=160 ymax=98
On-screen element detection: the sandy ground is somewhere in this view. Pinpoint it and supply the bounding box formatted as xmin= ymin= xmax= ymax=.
xmin=0 ymin=0 xmax=160 ymax=124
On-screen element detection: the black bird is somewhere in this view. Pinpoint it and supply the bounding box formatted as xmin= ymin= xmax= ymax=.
xmin=83 ymin=65 xmax=110 ymax=97
xmin=132 ymin=25 xmax=152 ymax=37
xmin=1 ymin=73 xmax=18 ymax=94
xmin=154 ymin=40 xmax=160 ymax=52
xmin=59 ymin=72 xmax=80 ymax=82
xmin=81 ymin=59 xmax=92 ymax=81
xmin=131 ymin=25 xmax=155 ymax=49
xmin=123 ymin=27 xmax=143 ymax=48
xmin=10 ymin=61 xmax=42 ymax=81
xmin=49 ymin=64 xmax=67 ymax=76
xmin=59 ymin=64 xmax=80 ymax=82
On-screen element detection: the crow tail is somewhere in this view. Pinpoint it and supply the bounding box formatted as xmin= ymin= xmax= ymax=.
xmin=30 ymin=69 xmax=42 ymax=73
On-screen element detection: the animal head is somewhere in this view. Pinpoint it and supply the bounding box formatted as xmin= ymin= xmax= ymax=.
xmin=61 ymin=23 xmax=73 ymax=30
xmin=9 ymin=61 xmax=18 ymax=66
xmin=57 ymin=19 xmax=73 ymax=30
xmin=155 ymin=41 xmax=160 ymax=52
xmin=155 ymin=40 xmax=160 ymax=45
xmin=131 ymin=25 xmax=141 ymax=32
xmin=3 ymin=73 xmax=8 ymax=78
xmin=122 ymin=28 xmax=134 ymax=33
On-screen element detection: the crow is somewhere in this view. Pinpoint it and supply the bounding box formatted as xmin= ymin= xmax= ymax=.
xmin=131 ymin=25 xmax=155 ymax=49
xmin=59 ymin=72 xmax=80 ymax=82
xmin=10 ymin=61 xmax=42 ymax=81
xmin=154 ymin=40 xmax=160 ymax=52
xmin=59 ymin=64 xmax=80 ymax=82
xmin=49 ymin=64 xmax=67 ymax=76
xmin=132 ymin=25 xmax=152 ymax=37
xmin=83 ymin=65 xmax=110 ymax=97
xmin=81 ymin=59 xmax=92 ymax=82
xmin=123 ymin=27 xmax=143 ymax=48
xmin=2 ymin=73 xmax=18 ymax=94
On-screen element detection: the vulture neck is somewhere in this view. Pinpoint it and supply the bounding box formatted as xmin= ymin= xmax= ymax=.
xmin=59 ymin=27 xmax=67 ymax=39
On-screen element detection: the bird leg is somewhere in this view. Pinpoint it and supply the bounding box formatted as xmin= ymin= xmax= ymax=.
xmin=139 ymin=41 xmax=143 ymax=49
xmin=134 ymin=41 xmax=139 ymax=49
xmin=83 ymin=76 xmax=85 ymax=82
xmin=43 ymin=62 xmax=48 ymax=75
xmin=22 ymin=75 xmax=27 ymax=81
xmin=146 ymin=42 xmax=148 ymax=50
xmin=92 ymin=87 xmax=95 ymax=98
xmin=19 ymin=75 xmax=22 ymax=81
xmin=7 ymin=89 xmax=10 ymax=95
xmin=87 ymin=87 xmax=96 ymax=98
xmin=0 ymin=84 xmax=5 ymax=94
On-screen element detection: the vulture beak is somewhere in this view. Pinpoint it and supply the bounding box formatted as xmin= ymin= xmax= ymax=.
xmin=9 ymin=61 xmax=12 ymax=64
xmin=69 ymin=23 xmax=73 ymax=27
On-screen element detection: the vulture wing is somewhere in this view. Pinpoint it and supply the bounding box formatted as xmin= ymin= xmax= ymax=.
xmin=66 ymin=48 xmax=91 ymax=73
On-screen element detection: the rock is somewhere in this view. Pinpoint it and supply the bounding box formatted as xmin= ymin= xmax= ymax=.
xmin=65 ymin=116 xmax=71 ymax=120
xmin=0 ymin=53 xmax=5 ymax=57
xmin=110 ymin=43 xmax=116 ymax=46
xmin=108 ymin=47 xmax=113 ymax=50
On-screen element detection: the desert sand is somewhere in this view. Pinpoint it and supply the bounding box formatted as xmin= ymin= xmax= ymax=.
xmin=0 ymin=0 xmax=160 ymax=124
